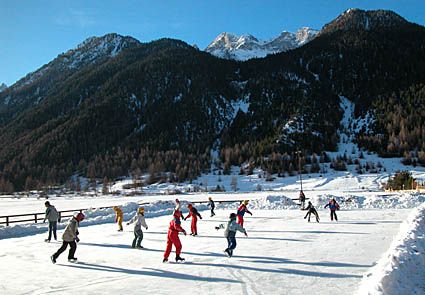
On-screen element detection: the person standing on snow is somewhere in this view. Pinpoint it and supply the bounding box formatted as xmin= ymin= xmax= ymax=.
xmin=304 ymin=201 xmax=320 ymax=222
xmin=215 ymin=213 xmax=247 ymax=257
xmin=236 ymin=200 xmax=252 ymax=227
xmin=113 ymin=206 xmax=124 ymax=231
xmin=207 ymin=197 xmax=216 ymax=217
xmin=184 ymin=203 xmax=202 ymax=236
xmin=51 ymin=212 xmax=85 ymax=263
xmin=299 ymin=190 xmax=306 ymax=210
xmin=163 ymin=210 xmax=187 ymax=263
xmin=324 ymin=198 xmax=340 ymax=221
xmin=174 ymin=198 xmax=181 ymax=211
xmin=43 ymin=201 xmax=59 ymax=242
xmin=127 ymin=207 xmax=148 ymax=249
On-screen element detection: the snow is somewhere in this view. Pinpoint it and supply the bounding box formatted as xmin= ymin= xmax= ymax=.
xmin=205 ymin=28 xmax=318 ymax=61
xmin=357 ymin=203 xmax=425 ymax=294
xmin=0 ymin=208 xmax=414 ymax=294
xmin=1 ymin=94 xmax=425 ymax=294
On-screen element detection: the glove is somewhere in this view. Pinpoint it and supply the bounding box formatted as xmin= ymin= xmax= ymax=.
xmin=215 ymin=226 xmax=220 ymax=230
xmin=183 ymin=231 xmax=187 ymax=236
xmin=145 ymin=227 xmax=148 ymax=230
xmin=244 ymin=232 xmax=248 ymax=237
xmin=126 ymin=223 xmax=130 ymax=226
xmin=184 ymin=218 xmax=187 ymax=221
xmin=200 ymin=217 xmax=203 ymax=219
xmin=249 ymin=212 xmax=253 ymax=216
xmin=75 ymin=237 xmax=80 ymax=243
xmin=43 ymin=219 xmax=46 ymax=223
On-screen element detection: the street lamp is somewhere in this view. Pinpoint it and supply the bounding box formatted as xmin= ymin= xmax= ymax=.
xmin=295 ymin=150 xmax=303 ymax=191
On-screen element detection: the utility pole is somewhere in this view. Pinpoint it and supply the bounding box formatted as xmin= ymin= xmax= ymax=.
xmin=296 ymin=150 xmax=303 ymax=191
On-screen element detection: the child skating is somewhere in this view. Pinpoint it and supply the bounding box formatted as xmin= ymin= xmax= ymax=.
xmin=163 ymin=210 xmax=187 ymax=263
xmin=304 ymin=201 xmax=320 ymax=222
xmin=236 ymin=200 xmax=252 ymax=227
xmin=215 ymin=213 xmax=247 ymax=257
xmin=127 ymin=207 xmax=148 ymax=249
xmin=113 ymin=206 xmax=124 ymax=231
xmin=184 ymin=203 xmax=202 ymax=236
xmin=207 ymin=197 xmax=216 ymax=217
xmin=324 ymin=198 xmax=340 ymax=221
xmin=51 ymin=212 xmax=85 ymax=263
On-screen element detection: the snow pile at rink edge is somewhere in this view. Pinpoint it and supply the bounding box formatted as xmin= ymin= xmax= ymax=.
xmin=357 ymin=203 xmax=425 ymax=295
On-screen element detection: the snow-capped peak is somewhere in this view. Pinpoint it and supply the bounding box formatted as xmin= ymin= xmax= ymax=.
xmin=62 ymin=33 xmax=141 ymax=69
xmin=205 ymin=28 xmax=318 ymax=61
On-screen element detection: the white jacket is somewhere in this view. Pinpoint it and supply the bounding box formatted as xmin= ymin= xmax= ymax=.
xmin=128 ymin=213 xmax=148 ymax=230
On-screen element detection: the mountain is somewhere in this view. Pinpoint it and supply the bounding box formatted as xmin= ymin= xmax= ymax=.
xmin=205 ymin=27 xmax=318 ymax=60
xmin=0 ymin=9 xmax=425 ymax=191
xmin=0 ymin=33 xmax=140 ymax=124
xmin=0 ymin=83 xmax=7 ymax=93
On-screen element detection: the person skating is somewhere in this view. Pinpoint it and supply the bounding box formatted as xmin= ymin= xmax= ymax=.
xmin=236 ymin=200 xmax=252 ymax=227
xmin=163 ymin=210 xmax=187 ymax=263
xmin=324 ymin=198 xmax=340 ymax=221
xmin=127 ymin=207 xmax=148 ymax=249
xmin=113 ymin=206 xmax=124 ymax=231
xmin=304 ymin=201 xmax=320 ymax=222
xmin=174 ymin=198 xmax=181 ymax=211
xmin=207 ymin=197 xmax=216 ymax=217
xmin=299 ymin=190 xmax=306 ymax=210
xmin=43 ymin=201 xmax=59 ymax=242
xmin=184 ymin=204 xmax=202 ymax=236
xmin=215 ymin=213 xmax=247 ymax=257
xmin=51 ymin=212 xmax=85 ymax=263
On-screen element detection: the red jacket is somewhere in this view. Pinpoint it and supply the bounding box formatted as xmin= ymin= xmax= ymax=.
xmin=185 ymin=207 xmax=202 ymax=220
xmin=168 ymin=219 xmax=186 ymax=234
xmin=237 ymin=204 xmax=252 ymax=217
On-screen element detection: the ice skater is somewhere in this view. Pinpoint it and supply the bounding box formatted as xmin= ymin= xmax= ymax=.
xmin=51 ymin=212 xmax=85 ymax=263
xmin=43 ymin=201 xmax=59 ymax=242
xmin=113 ymin=206 xmax=124 ymax=231
xmin=174 ymin=198 xmax=181 ymax=211
xmin=163 ymin=210 xmax=187 ymax=263
xmin=304 ymin=201 xmax=320 ymax=222
xmin=324 ymin=198 xmax=340 ymax=221
xmin=127 ymin=207 xmax=148 ymax=249
xmin=299 ymin=190 xmax=306 ymax=210
xmin=215 ymin=213 xmax=247 ymax=257
xmin=236 ymin=200 xmax=252 ymax=227
xmin=207 ymin=197 xmax=216 ymax=217
xmin=184 ymin=203 xmax=202 ymax=236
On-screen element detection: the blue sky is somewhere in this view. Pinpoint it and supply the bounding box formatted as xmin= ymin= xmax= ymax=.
xmin=1 ymin=0 xmax=424 ymax=86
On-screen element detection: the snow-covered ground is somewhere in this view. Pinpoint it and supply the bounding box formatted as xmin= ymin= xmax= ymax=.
xmin=0 ymin=208 xmax=413 ymax=295
xmin=1 ymin=95 xmax=425 ymax=294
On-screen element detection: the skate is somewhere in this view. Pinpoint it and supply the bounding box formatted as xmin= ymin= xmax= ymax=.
xmin=68 ymin=257 xmax=78 ymax=263
xmin=224 ymin=249 xmax=231 ymax=257
xmin=50 ymin=255 xmax=56 ymax=264
xmin=163 ymin=258 xmax=168 ymax=263
xmin=175 ymin=255 xmax=185 ymax=262
xmin=45 ymin=239 xmax=51 ymax=243
xmin=135 ymin=245 xmax=144 ymax=249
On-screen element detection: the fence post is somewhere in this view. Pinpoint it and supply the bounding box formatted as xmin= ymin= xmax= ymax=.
xmin=35 ymin=214 xmax=37 ymax=223
xmin=6 ymin=216 xmax=9 ymax=226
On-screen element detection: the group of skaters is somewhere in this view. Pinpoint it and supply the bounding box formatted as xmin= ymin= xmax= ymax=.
xmin=47 ymin=197 xmax=252 ymax=264
xmin=46 ymin=193 xmax=340 ymax=264
xmin=299 ymin=190 xmax=340 ymax=222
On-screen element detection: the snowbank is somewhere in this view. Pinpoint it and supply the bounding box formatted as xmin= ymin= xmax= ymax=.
xmin=357 ymin=203 xmax=425 ymax=295
xmin=309 ymin=192 xmax=425 ymax=210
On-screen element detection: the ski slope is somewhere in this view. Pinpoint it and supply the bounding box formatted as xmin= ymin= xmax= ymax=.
xmin=0 ymin=208 xmax=412 ymax=295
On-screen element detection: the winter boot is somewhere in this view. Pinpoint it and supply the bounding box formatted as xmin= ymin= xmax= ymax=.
xmin=175 ymin=255 xmax=185 ymax=262
xmin=68 ymin=257 xmax=78 ymax=262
